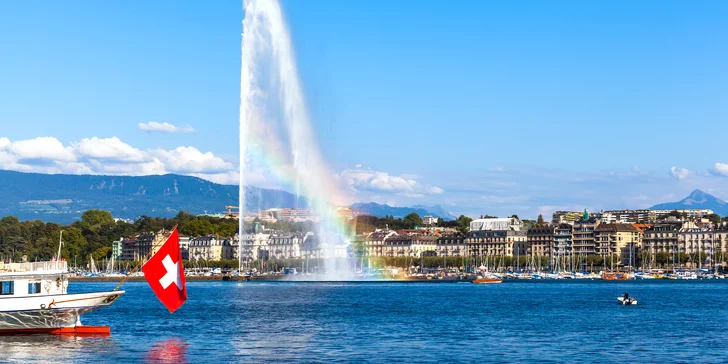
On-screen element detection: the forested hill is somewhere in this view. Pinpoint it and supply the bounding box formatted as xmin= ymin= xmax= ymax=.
xmin=0 ymin=170 xmax=308 ymax=223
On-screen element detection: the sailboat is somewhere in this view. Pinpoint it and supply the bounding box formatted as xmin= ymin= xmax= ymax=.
xmin=88 ymin=255 xmax=98 ymax=276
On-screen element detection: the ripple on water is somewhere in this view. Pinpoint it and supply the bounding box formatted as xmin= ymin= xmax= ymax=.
xmin=0 ymin=281 xmax=726 ymax=362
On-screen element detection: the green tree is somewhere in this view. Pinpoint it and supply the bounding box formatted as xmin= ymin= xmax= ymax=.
xmin=456 ymin=215 xmax=473 ymax=233
xmin=537 ymin=214 xmax=545 ymax=224
xmin=80 ymin=210 xmax=114 ymax=229
xmin=59 ymin=228 xmax=88 ymax=262
xmin=403 ymin=213 xmax=423 ymax=229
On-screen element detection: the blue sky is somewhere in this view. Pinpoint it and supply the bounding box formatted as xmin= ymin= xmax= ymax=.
xmin=1 ymin=0 xmax=728 ymax=218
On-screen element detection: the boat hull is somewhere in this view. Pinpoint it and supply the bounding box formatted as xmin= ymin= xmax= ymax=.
xmin=473 ymin=279 xmax=502 ymax=284
xmin=0 ymin=291 xmax=124 ymax=331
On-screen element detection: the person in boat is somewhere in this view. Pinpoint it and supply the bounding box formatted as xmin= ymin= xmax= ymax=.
xmin=623 ymin=292 xmax=629 ymax=300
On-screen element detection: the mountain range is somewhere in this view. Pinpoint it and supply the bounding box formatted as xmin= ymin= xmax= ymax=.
xmin=0 ymin=170 xmax=456 ymax=223
xmin=649 ymin=189 xmax=728 ymax=216
xmin=350 ymin=202 xmax=457 ymax=221
xmin=0 ymin=170 xmax=307 ymax=224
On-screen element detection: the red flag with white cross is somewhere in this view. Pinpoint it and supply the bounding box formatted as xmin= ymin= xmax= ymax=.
xmin=142 ymin=227 xmax=187 ymax=313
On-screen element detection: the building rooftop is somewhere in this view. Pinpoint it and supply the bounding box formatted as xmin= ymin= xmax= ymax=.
xmin=595 ymin=223 xmax=639 ymax=233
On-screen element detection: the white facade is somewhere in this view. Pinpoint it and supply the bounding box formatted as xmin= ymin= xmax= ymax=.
xmin=422 ymin=216 xmax=438 ymax=225
xmin=470 ymin=217 xmax=522 ymax=232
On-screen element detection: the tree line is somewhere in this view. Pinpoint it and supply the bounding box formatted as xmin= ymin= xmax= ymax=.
xmin=0 ymin=210 xmax=254 ymax=266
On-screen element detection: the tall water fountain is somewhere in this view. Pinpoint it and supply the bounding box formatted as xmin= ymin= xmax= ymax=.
xmin=239 ymin=0 xmax=353 ymax=280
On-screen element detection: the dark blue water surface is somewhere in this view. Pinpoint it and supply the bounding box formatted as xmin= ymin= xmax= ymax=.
xmin=1 ymin=280 xmax=727 ymax=363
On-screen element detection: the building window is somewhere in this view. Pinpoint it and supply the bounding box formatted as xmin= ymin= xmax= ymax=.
xmin=1 ymin=281 xmax=14 ymax=295
xmin=28 ymin=282 xmax=41 ymax=294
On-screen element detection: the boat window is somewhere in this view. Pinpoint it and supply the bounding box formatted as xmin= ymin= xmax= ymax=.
xmin=28 ymin=282 xmax=41 ymax=294
xmin=1 ymin=281 xmax=14 ymax=295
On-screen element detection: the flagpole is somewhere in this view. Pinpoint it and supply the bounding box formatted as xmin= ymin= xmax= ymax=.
xmin=114 ymin=225 xmax=179 ymax=291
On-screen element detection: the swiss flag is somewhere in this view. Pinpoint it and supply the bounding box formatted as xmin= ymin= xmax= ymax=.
xmin=142 ymin=227 xmax=187 ymax=313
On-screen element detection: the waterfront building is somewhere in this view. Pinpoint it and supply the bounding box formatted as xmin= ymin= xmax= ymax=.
xmin=553 ymin=224 xmax=573 ymax=257
xmin=594 ymin=223 xmax=639 ymax=257
xmin=362 ymin=229 xmax=397 ymax=257
xmin=120 ymin=237 xmax=136 ymax=261
xmin=436 ymin=236 xmax=465 ymax=257
xmin=179 ymin=235 xmax=190 ymax=260
xmin=112 ymin=239 xmax=123 ymax=260
xmin=240 ymin=232 xmax=272 ymax=263
xmin=527 ymin=224 xmax=554 ymax=258
xmin=572 ymin=219 xmax=598 ymax=256
xmin=678 ymin=222 xmax=718 ymax=268
xmin=714 ymin=223 xmax=728 ymax=267
xmin=465 ymin=230 xmax=527 ymax=257
xmin=267 ymin=233 xmax=304 ymax=259
xmin=383 ymin=235 xmax=438 ymax=257
xmin=189 ymin=236 xmax=225 ymax=261
xmin=300 ymin=233 xmax=323 ymax=259
xmin=642 ymin=222 xmax=728 ymax=268
xmin=120 ymin=231 xmax=167 ymax=261
xmin=642 ymin=223 xmax=682 ymax=266
xmin=221 ymin=238 xmax=238 ymax=261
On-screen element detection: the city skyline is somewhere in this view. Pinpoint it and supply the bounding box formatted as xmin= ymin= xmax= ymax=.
xmin=1 ymin=1 xmax=728 ymax=218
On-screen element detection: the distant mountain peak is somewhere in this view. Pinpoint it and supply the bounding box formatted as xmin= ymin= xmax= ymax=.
xmin=650 ymin=189 xmax=727 ymax=215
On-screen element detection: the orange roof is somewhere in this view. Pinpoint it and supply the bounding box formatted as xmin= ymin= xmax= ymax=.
xmin=631 ymin=223 xmax=652 ymax=232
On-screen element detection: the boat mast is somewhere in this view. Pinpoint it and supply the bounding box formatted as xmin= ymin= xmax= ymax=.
xmin=56 ymin=230 xmax=64 ymax=270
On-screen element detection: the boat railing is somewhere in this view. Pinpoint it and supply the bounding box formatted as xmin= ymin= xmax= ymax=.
xmin=0 ymin=260 xmax=68 ymax=273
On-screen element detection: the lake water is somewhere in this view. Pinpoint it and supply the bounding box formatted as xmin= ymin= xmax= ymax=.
xmin=1 ymin=280 xmax=727 ymax=363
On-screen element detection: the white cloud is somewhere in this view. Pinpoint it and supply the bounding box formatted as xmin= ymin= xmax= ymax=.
xmin=191 ymin=171 xmax=241 ymax=185
xmin=73 ymin=137 xmax=146 ymax=162
xmin=339 ymin=168 xmax=443 ymax=197
xmin=669 ymin=166 xmax=690 ymax=180
xmin=138 ymin=121 xmax=195 ymax=134
xmin=0 ymin=136 xmax=236 ymax=184
xmin=6 ymin=137 xmax=75 ymax=162
xmin=152 ymin=146 xmax=233 ymax=174
xmin=713 ymin=163 xmax=728 ymax=177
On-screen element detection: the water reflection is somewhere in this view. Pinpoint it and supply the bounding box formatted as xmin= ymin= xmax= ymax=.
xmin=0 ymin=335 xmax=116 ymax=362
xmin=146 ymin=338 xmax=188 ymax=364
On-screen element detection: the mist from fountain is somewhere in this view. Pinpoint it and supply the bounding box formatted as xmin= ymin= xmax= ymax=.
xmin=239 ymin=0 xmax=353 ymax=280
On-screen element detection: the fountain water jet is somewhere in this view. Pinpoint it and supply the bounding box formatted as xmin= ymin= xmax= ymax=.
xmin=239 ymin=0 xmax=353 ymax=280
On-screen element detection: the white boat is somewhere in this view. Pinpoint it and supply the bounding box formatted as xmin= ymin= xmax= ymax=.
xmin=0 ymin=232 xmax=123 ymax=334
xmin=634 ymin=272 xmax=655 ymax=280
xmin=676 ymin=271 xmax=698 ymax=280
xmin=0 ymin=260 xmax=123 ymax=333
xmin=617 ymin=297 xmax=637 ymax=305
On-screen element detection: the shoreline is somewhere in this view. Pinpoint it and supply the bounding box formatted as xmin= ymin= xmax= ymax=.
xmin=68 ymin=276 xmax=727 ymax=283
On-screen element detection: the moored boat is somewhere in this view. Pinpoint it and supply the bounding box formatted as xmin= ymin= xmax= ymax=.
xmin=601 ymin=271 xmax=631 ymax=281
xmin=473 ymin=274 xmax=503 ymax=284
xmin=0 ymin=260 xmax=123 ymax=334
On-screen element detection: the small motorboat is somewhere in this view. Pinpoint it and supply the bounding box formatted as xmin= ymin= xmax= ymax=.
xmin=617 ymin=297 xmax=637 ymax=305
xmin=473 ymin=275 xmax=502 ymax=284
